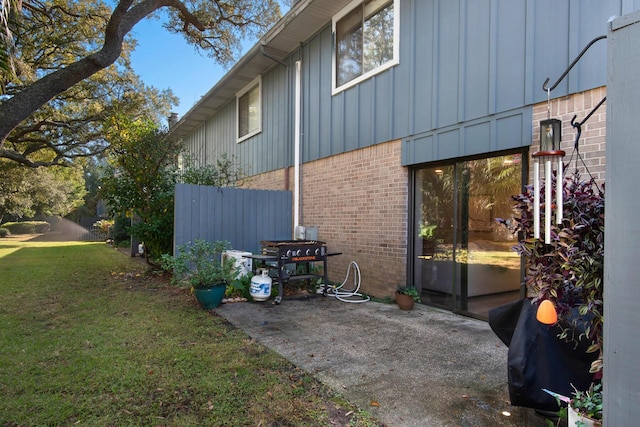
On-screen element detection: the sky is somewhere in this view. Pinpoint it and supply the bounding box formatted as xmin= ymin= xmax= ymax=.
xmin=129 ymin=4 xmax=291 ymax=124
xmin=129 ymin=16 xmax=230 ymax=122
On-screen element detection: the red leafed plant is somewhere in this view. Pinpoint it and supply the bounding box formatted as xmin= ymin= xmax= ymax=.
xmin=497 ymin=170 xmax=605 ymax=374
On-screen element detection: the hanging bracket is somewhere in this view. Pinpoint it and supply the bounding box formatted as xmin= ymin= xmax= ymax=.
xmin=570 ymin=95 xmax=607 ymax=149
xmin=542 ymin=35 xmax=607 ymax=92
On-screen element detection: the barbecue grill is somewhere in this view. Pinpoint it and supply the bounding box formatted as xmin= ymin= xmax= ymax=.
xmin=259 ymin=239 xmax=329 ymax=303
xmin=261 ymin=239 xmax=327 ymax=262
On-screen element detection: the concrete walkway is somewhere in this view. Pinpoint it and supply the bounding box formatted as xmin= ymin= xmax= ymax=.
xmin=214 ymin=295 xmax=549 ymax=427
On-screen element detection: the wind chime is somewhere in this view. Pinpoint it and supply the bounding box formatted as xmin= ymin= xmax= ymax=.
xmin=532 ymin=89 xmax=565 ymax=245
xmin=533 ymin=89 xmax=565 ymax=325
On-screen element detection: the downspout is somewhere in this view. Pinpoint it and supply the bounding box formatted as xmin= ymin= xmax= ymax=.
xmin=259 ymin=45 xmax=300 ymax=231
xmin=294 ymin=60 xmax=302 ymax=231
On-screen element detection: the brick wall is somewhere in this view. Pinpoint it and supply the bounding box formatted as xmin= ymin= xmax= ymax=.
xmin=248 ymin=140 xmax=408 ymax=298
xmin=241 ymin=168 xmax=289 ymax=191
xmin=242 ymin=87 xmax=607 ymax=299
xmin=532 ymin=86 xmax=607 ymax=183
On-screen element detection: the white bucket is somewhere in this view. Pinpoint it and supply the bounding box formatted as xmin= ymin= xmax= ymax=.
xmin=568 ymin=405 xmax=602 ymax=427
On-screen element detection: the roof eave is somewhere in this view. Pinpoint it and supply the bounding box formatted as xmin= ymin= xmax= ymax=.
xmin=167 ymin=0 xmax=352 ymax=139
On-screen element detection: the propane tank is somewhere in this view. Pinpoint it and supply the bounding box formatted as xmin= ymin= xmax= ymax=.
xmin=250 ymin=269 xmax=272 ymax=301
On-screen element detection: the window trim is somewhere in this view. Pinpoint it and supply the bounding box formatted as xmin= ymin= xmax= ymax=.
xmin=236 ymin=76 xmax=262 ymax=143
xmin=331 ymin=0 xmax=400 ymax=95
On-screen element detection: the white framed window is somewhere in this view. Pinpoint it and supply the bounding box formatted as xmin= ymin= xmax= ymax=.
xmin=236 ymin=76 xmax=262 ymax=143
xmin=332 ymin=0 xmax=399 ymax=94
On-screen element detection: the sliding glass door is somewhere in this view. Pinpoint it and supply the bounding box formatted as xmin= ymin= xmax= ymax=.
xmin=412 ymin=152 xmax=525 ymax=319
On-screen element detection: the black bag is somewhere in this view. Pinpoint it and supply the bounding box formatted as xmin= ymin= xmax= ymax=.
xmin=489 ymin=299 xmax=597 ymax=411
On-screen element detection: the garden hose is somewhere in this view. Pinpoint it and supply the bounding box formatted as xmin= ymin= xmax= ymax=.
xmin=326 ymin=261 xmax=370 ymax=303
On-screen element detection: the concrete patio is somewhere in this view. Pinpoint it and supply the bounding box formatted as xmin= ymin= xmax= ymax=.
xmin=214 ymin=295 xmax=550 ymax=426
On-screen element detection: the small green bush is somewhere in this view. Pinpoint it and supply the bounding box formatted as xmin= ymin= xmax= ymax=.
xmin=1 ymin=221 xmax=50 ymax=234
xmin=93 ymin=219 xmax=114 ymax=235
xmin=116 ymin=240 xmax=130 ymax=249
xmin=396 ymin=285 xmax=420 ymax=302
xmin=112 ymin=215 xmax=130 ymax=245
xmin=0 ymin=227 xmax=10 ymax=237
xmin=35 ymin=222 xmax=50 ymax=233
xmin=226 ymin=272 xmax=253 ymax=299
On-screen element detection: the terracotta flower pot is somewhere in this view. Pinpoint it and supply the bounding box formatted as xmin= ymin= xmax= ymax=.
xmin=396 ymin=292 xmax=415 ymax=310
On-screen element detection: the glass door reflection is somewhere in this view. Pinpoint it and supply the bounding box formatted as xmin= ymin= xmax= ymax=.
xmin=414 ymin=166 xmax=456 ymax=310
xmin=413 ymin=153 xmax=524 ymax=319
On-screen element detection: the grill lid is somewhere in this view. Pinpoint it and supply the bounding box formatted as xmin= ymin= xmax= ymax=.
xmin=261 ymin=239 xmax=325 ymax=247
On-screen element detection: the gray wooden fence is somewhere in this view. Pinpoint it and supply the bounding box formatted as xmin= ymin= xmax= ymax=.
xmin=605 ymin=11 xmax=640 ymax=425
xmin=173 ymin=184 xmax=292 ymax=254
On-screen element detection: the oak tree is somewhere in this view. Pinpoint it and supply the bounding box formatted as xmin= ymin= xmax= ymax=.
xmin=1 ymin=0 xmax=281 ymax=167
xmin=0 ymin=160 xmax=86 ymax=221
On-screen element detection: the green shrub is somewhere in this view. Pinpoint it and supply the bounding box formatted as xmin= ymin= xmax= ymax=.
xmin=116 ymin=239 xmax=130 ymax=248
xmin=111 ymin=215 xmax=130 ymax=245
xmin=0 ymin=227 xmax=10 ymax=237
xmin=1 ymin=221 xmax=50 ymax=234
xmin=396 ymin=285 xmax=420 ymax=302
xmin=226 ymin=272 xmax=253 ymax=299
xmin=93 ymin=219 xmax=114 ymax=235
xmin=34 ymin=222 xmax=51 ymax=233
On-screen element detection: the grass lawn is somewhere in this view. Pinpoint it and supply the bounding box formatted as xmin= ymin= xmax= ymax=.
xmin=0 ymin=237 xmax=380 ymax=426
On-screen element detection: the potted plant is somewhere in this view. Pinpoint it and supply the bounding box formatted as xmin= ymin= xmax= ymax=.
xmin=498 ymin=170 xmax=604 ymax=374
xmin=161 ymin=239 xmax=240 ymax=309
xmin=396 ymin=285 xmax=420 ymax=310
xmin=495 ymin=170 xmax=604 ymax=416
xmin=568 ymin=383 xmax=602 ymax=427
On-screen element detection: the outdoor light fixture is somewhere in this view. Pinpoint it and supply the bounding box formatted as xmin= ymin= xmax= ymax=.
xmin=533 ymin=119 xmax=565 ymax=244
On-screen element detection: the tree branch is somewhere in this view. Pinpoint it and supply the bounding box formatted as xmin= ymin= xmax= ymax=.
xmin=0 ymin=0 xmax=207 ymax=149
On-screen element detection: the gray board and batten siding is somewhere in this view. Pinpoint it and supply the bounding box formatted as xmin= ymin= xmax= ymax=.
xmin=173 ymin=184 xmax=292 ymax=255
xmin=183 ymin=0 xmax=632 ymax=175
xmin=183 ymin=68 xmax=291 ymax=175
